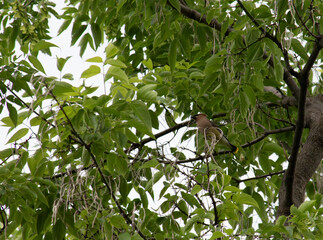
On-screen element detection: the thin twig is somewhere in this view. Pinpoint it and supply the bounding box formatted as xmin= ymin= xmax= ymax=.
xmin=292 ymin=1 xmax=317 ymax=38
xmin=5 ymin=84 xmax=56 ymax=128
xmin=232 ymin=170 xmax=285 ymax=184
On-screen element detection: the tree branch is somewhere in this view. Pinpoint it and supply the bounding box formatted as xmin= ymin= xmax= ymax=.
xmin=240 ymin=126 xmax=295 ymax=149
xmin=156 ymin=126 xmax=295 ymax=164
xmin=232 ymin=170 xmax=285 ymax=184
xmin=167 ymin=0 xmax=227 ymax=32
xmin=279 ymin=39 xmax=322 ymax=216
xmin=300 ymin=39 xmax=323 ymax=80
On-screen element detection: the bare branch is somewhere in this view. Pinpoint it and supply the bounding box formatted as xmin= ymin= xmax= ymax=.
xmin=232 ymin=170 xmax=285 ymax=184
xmin=167 ymin=0 xmax=226 ymax=32
xmin=240 ymin=126 xmax=295 ymax=149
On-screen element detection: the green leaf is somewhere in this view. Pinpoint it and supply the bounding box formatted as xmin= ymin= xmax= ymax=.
xmin=191 ymin=185 xmax=202 ymax=195
xmin=277 ymin=0 xmax=288 ymax=18
xmin=168 ymin=0 xmax=180 ymax=12
xmin=211 ymin=231 xmax=225 ymax=240
xmin=91 ymin=23 xmax=102 ymax=48
xmin=71 ymin=25 xmax=87 ymax=46
xmin=190 ymin=71 xmax=204 ymax=79
xmin=57 ymin=56 xmax=71 ymax=71
xmin=142 ymin=59 xmax=153 ymax=70
xmin=137 ymin=84 xmax=157 ymax=102
xmin=146 ymin=171 xmax=163 ymax=191
xmin=130 ymin=100 xmax=152 ymax=131
xmin=183 ymin=215 xmax=200 ymax=232
xmin=168 ymin=38 xmax=178 ymax=73
xmin=206 ymin=9 xmax=216 ymax=24
xmin=205 ymin=55 xmax=224 ymax=74
xmin=32 ymin=40 xmax=58 ymax=52
xmin=53 ymin=220 xmax=66 ymax=240
xmin=0 ymin=148 xmax=15 ymax=159
xmin=298 ymin=200 xmax=316 ymax=212
xmin=263 ymin=142 xmax=285 ymax=155
xmin=52 ymin=81 xmax=76 ymax=96
xmin=27 ymin=182 xmax=49 ymax=207
xmin=274 ymin=57 xmax=284 ymax=82
xmin=291 ymin=39 xmax=308 ymax=60
xmin=7 ymin=128 xmax=29 ymax=144
xmin=239 ymin=90 xmax=250 ymax=118
xmin=259 ymin=154 xmax=272 ymax=172
xmin=127 ymin=119 xmax=154 ymax=138
xmin=58 ymin=19 xmax=72 ymax=36
xmin=181 ymin=192 xmax=200 ymax=208
xmin=62 ymin=73 xmax=74 ymax=80
xmin=28 ymin=55 xmax=46 ymax=74
xmin=105 ymin=59 xmax=126 ymax=68
xmin=0 ymin=167 xmax=10 ymax=175
xmin=79 ymin=33 xmax=94 ymax=57
xmin=86 ymin=56 xmax=103 ymax=63
xmin=276 ymin=215 xmax=287 ymax=226
xmin=115 ymin=156 xmax=128 ymax=177
xmin=110 ymin=215 xmax=127 ymax=229
xmin=105 ymin=43 xmax=119 ymax=58
xmin=106 ymin=66 xmax=128 ymax=82
xmin=138 ymin=187 xmax=148 ymax=208
xmin=139 ymin=159 xmax=159 ymax=169
xmin=7 ymin=102 xmax=18 ymax=127
xmin=243 ymin=85 xmax=256 ymax=107
xmin=119 ymin=232 xmax=131 ymax=240
xmin=81 ymin=65 xmax=101 ymax=78
xmin=234 ymin=193 xmax=259 ymax=208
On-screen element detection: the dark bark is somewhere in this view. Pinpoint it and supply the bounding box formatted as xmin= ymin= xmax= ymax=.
xmin=278 ymin=95 xmax=323 ymax=216
xmin=277 ymin=37 xmax=323 ymax=216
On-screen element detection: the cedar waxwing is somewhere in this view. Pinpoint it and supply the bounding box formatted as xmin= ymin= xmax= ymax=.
xmin=192 ymin=113 xmax=238 ymax=153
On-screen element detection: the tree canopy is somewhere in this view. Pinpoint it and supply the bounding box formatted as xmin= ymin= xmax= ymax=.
xmin=0 ymin=0 xmax=322 ymax=239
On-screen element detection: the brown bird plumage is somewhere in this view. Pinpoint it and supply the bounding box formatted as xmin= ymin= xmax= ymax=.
xmin=192 ymin=113 xmax=238 ymax=153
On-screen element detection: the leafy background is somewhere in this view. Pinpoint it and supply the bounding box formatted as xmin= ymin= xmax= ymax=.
xmin=0 ymin=0 xmax=322 ymax=239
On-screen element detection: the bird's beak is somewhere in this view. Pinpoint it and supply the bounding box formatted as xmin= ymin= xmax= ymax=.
xmin=191 ymin=114 xmax=198 ymax=121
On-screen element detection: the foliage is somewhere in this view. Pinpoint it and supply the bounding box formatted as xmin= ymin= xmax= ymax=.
xmin=0 ymin=0 xmax=322 ymax=239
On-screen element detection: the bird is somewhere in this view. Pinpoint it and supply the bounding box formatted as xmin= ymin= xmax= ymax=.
xmin=191 ymin=113 xmax=238 ymax=153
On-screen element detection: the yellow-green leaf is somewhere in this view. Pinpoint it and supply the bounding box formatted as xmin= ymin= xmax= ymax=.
xmin=86 ymin=56 xmax=103 ymax=63
xmin=105 ymin=43 xmax=119 ymax=58
xmin=234 ymin=192 xmax=259 ymax=208
xmin=107 ymin=66 xmax=128 ymax=82
xmin=33 ymin=40 xmax=58 ymax=52
xmin=81 ymin=65 xmax=101 ymax=78
xmin=105 ymin=59 xmax=126 ymax=68
xmin=7 ymin=128 xmax=29 ymax=144
xmin=168 ymin=38 xmax=178 ymax=73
